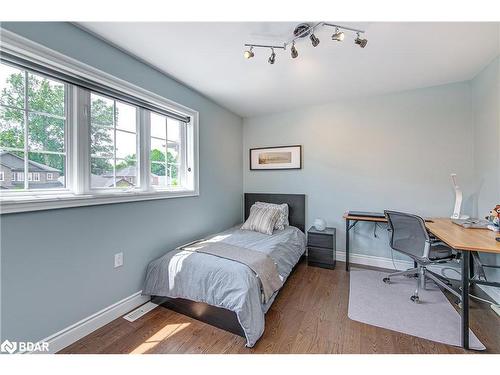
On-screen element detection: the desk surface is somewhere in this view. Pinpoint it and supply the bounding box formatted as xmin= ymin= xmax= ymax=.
xmin=425 ymin=218 xmax=500 ymax=254
xmin=343 ymin=214 xmax=387 ymax=223
xmin=343 ymin=214 xmax=500 ymax=253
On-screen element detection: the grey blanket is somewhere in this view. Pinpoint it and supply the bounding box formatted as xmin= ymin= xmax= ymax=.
xmin=143 ymin=225 xmax=306 ymax=347
xmin=181 ymin=240 xmax=283 ymax=303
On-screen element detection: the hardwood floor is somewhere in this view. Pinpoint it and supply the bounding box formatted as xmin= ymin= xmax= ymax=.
xmin=60 ymin=261 xmax=500 ymax=354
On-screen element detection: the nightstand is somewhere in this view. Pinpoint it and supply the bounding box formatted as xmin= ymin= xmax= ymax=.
xmin=307 ymin=227 xmax=336 ymax=269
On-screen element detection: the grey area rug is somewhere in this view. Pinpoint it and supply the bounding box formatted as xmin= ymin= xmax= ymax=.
xmin=348 ymin=268 xmax=485 ymax=350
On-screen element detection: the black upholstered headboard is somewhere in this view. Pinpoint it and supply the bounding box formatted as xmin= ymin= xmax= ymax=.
xmin=244 ymin=193 xmax=306 ymax=233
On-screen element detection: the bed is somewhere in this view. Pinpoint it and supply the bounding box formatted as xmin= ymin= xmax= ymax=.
xmin=143 ymin=193 xmax=306 ymax=347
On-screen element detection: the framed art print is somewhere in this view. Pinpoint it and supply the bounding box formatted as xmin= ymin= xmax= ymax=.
xmin=249 ymin=145 xmax=302 ymax=170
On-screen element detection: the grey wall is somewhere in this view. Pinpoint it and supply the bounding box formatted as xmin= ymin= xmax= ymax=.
xmin=471 ymin=56 xmax=500 ymax=298
xmin=0 ymin=23 xmax=243 ymax=342
xmin=243 ymin=83 xmax=476 ymax=262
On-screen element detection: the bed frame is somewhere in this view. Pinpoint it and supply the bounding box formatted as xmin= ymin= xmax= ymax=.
xmin=151 ymin=193 xmax=306 ymax=338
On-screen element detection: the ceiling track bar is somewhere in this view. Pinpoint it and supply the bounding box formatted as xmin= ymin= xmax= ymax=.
xmin=244 ymin=43 xmax=286 ymax=50
xmin=245 ymin=22 xmax=366 ymax=51
xmin=243 ymin=22 xmax=368 ymax=63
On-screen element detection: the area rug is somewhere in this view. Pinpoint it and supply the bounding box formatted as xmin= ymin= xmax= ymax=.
xmin=348 ymin=268 xmax=485 ymax=350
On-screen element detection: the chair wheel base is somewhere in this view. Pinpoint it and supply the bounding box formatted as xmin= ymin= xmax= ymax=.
xmin=410 ymin=295 xmax=420 ymax=303
xmin=405 ymin=274 xmax=418 ymax=279
xmin=383 ymin=277 xmax=391 ymax=284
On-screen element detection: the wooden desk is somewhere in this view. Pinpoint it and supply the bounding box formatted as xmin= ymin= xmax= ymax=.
xmin=425 ymin=218 xmax=500 ymax=254
xmin=343 ymin=214 xmax=388 ymax=272
xmin=344 ymin=213 xmax=500 ymax=350
xmin=425 ymin=218 xmax=500 ymax=350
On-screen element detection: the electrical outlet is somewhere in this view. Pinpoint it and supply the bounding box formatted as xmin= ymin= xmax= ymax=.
xmin=114 ymin=252 xmax=123 ymax=268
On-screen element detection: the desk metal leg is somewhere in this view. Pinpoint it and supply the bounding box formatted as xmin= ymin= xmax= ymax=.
xmin=469 ymin=251 xmax=475 ymax=279
xmin=345 ymin=219 xmax=350 ymax=271
xmin=461 ymin=250 xmax=470 ymax=350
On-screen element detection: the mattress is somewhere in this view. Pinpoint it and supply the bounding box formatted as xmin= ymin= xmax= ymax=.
xmin=142 ymin=224 xmax=306 ymax=347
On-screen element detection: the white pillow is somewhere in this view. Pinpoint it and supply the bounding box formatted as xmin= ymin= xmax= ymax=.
xmin=241 ymin=205 xmax=280 ymax=235
xmin=254 ymin=202 xmax=289 ymax=230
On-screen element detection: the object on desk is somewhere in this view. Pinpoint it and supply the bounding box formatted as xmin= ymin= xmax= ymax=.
xmin=307 ymin=226 xmax=336 ymax=269
xmin=496 ymin=237 xmax=500 ymax=242
xmin=347 ymin=211 xmax=385 ymax=218
xmin=485 ymin=204 xmax=500 ymax=232
xmin=313 ymin=218 xmax=326 ymax=231
xmin=450 ymin=174 xmax=470 ymax=220
xmin=452 ymin=218 xmax=490 ymax=229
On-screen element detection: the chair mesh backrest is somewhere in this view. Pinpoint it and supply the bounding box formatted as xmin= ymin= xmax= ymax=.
xmin=384 ymin=210 xmax=429 ymax=260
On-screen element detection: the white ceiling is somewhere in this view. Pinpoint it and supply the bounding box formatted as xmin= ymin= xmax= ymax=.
xmin=79 ymin=22 xmax=499 ymax=118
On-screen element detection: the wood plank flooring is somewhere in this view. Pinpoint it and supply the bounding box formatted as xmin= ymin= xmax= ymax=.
xmin=60 ymin=261 xmax=499 ymax=354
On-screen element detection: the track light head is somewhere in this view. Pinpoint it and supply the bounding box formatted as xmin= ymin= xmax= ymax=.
xmin=310 ymin=33 xmax=320 ymax=47
xmin=355 ymin=33 xmax=368 ymax=48
xmin=290 ymin=42 xmax=298 ymax=59
xmin=268 ymin=49 xmax=276 ymax=64
xmin=331 ymin=28 xmax=345 ymax=42
xmin=243 ymin=47 xmax=254 ymax=59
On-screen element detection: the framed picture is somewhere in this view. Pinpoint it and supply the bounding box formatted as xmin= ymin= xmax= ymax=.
xmin=249 ymin=145 xmax=302 ymax=170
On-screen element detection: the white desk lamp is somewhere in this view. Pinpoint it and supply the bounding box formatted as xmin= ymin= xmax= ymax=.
xmin=450 ymin=173 xmax=469 ymax=220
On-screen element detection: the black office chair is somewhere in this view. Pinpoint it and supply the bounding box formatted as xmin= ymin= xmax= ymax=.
xmin=383 ymin=210 xmax=462 ymax=303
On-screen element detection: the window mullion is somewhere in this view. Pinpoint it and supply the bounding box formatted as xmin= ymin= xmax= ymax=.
xmin=113 ymin=100 xmax=117 ymax=188
xmin=165 ymin=118 xmax=168 ymax=188
xmin=139 ymin=108 xmax=150 ymax=191
xmin=23 ymin=70 xmax=29 ymax=190
xmin=73 ymin=86 xmax=90 ymax=194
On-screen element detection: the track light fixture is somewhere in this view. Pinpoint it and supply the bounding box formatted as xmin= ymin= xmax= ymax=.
xmin=290 ymin=42 xmax=298 ymax=58
xmin=331 ymin=27 xmax=345 ymax=42
xmin=268 ymin=48 xmax=276 ymax=64
xmin=310 ymin=33 xmax=320 ymax=47
xmin=243 ymin=46 xmax=254 ymax=59
xmin=243 ymin=22 xmax=367 ymax=65
xmin=355 ymin=33 xmax=368 ymax=48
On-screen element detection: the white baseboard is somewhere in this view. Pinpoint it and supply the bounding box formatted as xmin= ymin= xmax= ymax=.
xmin=337 ymin=251 xmax=500 ymax=304
xmin=41 ymin=291 xmax=150 ymax=354
xmin=336 ymin=250 xmax=414 ymax=271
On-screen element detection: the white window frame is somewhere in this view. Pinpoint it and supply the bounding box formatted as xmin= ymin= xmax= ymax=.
xmin=46 ymin=172 xmax=53 ymax=180
xmin=0 ymin=171 xmax=4 ymax=181
xmin=0 ymin=29 xmax=199 ymax=214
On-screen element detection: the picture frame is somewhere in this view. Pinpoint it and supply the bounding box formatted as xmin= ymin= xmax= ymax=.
xmin=249 ymin=145 xmax=302 ymax=170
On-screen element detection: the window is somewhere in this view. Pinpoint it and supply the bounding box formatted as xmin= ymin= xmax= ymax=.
xmin=0 ymin=32 xmax=199 ymax=214
xmin=150 ymin=113 xmax=186 ymax=189
xmin=27 ymin=172 xmax=41 ymax=181
xmin=0 ymin=63 xmax=66 ymax=191
xmin=0 ymin=171 xmax=4 ymax=181
xmin=90 ymin=93 xmax=138 ymax=190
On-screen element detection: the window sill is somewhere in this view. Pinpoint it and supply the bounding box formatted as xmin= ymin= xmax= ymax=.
xmin=0 ymin=189 xmax=199 ymax=214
